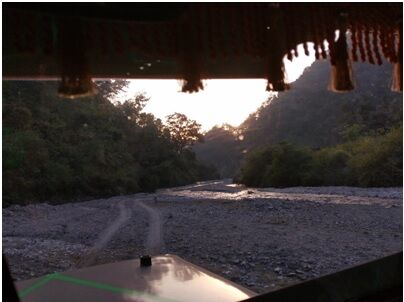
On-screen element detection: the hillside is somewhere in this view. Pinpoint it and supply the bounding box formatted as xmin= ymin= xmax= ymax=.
xmin=194 ymin=60 xmax=403 ymax=177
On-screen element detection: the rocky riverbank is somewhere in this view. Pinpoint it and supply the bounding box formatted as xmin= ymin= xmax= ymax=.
xmin=3 ymin=182 xmax=402 ymax=293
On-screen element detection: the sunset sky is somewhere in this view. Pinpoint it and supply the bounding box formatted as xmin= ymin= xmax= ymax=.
xmin=124 ymin=44 xmax=316 ymax=131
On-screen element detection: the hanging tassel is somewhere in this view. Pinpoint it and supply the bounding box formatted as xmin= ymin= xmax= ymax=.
xmin=181 ymin=80 xmax=204 ymax=93
xmin=373 ymin=27 xmax=383 ymax=65
xmin=180 ymin=55 xmax=204 ymax=93
xmin=265 ymin=6 xmax=290 ymax=92
xmin=391 ymin=62 xmax=402 ymax=92
xmin=58 ymin=74 xmax=95 ymax=98
xmin=320 ymin=40 xmax=327 ymax=59
xmin=351 ymin=23 xmax=359 ymax=62
xmin=301 ymin=10 xmax=311 ymax=57
xmin=318 ymin=7 xmax=328 ymax=59
xmin=178 ymin=8 xmax=204 ymax=93
xmin=380 ymin=25 xmax=389 ymax=61
xmin=314 ymin=43 xmax=321 ymax=60
xmin=287 ymin=49 xmax=294 ymax=61
xmin=365 ymin=28 xmax=375 ymax=64
xmin=303 ymin=42 xmax=310 ymax=56
xmin=309 ymin=5 xmax=320 ymax=60
xmin=391 ymin=25 xmax=402 ymax=92
xmin=289 ymin=6 xmax=299 ymax=58
xmin=388 ymin=30 xmax=398 ymax=63
xmin=329 ymin=24 xmax=354 ymax=92
xmin=358 ymin=27 xmax=367 ymax=62
xmin=266 ymin=58 xmax=290 ymax=92
xmin=57 ymin=18 xmax=95 ymax=98
xmin=329 ymin=41 xmax=355 ymax=91
xmin=283 ymin=9 xmax=294 ymax=62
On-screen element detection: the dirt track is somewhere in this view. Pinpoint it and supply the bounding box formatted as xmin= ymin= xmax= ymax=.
xmin=136 ymin=200 xmax=164 ymax=255
xmin=75 ymin=202 xmax=132 ymax=268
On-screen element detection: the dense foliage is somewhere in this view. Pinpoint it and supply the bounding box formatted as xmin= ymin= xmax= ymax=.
xmin=235 ymin=126 xmax=403 ymax=188
xmin=3 ymin=81 xmax=218 ymax=206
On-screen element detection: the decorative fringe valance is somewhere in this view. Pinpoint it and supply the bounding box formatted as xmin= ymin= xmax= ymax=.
xmin=3 ymin=4 xmax=403 ymax=96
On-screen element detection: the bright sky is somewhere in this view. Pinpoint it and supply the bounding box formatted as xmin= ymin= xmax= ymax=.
xmin=124 ymin=44 xmax=316 ymax=131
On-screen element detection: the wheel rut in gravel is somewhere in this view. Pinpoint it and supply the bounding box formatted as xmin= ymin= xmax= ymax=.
xmin=75 ymin=202 xmax=131 ymax=268
xmin=135 ymin=200 xmax=163 ymax=255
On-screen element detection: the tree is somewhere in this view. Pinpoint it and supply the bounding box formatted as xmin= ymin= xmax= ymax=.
xmin=95 ymin=80 xmax=129 ymax=101
xmin=3 ymin=81 xmax=218 ymax=205
xmin=165 ymin=113 xmax=203 ymax=152
xmin=116 ymin=94 xmax=149 ymax=123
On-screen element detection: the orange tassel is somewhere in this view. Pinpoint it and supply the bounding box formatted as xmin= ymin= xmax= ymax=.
xmin=365 ymin=28 xmax=375 ymax=64
xmin=373 ymin=27 xmax=383 ymax=65
xmin=329 ymin=30 xmax=354 ymax=92
xmin=180 ymin=54 xmax=204 ymax=93
xmin=391 ymin=26 xmax=402 ymax=92
xmin=57 ymin=18 xmax=95 ymax=98
xmin=351 ymin=23 xmax=358 ymax=61
xmin=178 ymin=8 xmax=204 ymax=93
xmin=287 ymin=50 xmax=293 ymax=61
xmin=58 ymin=75 xmax=95 ymax=99
xmin=320 ymin=41 xmax=327 ymax=59
xmin=265 ymin=6 xmax=290 ymax=92
xmin=266 ymin=58 xmax=290 ymax=92
xmin=314 ymin=43 xmax=320 ymax=60
xmin=391 ymin=62 xmax=402 ymax=92
xmin=329 ymin=60 xmax=354 ymax=92
xmin=303 ymin=42 xmax=310 ymax=56
xmin=358 ymin=27 xmax=367 ymax=62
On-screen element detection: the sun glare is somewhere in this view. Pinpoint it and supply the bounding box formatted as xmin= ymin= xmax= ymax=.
xmin=123 ymin=44 xmax=316 ymax=131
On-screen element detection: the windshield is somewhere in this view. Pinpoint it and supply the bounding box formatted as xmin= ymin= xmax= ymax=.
xmin=2 ymin=3 xmax=403 ymax=302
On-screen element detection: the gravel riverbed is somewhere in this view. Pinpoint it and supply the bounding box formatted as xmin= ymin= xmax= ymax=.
xmin=3 ymin=182 xmax=402 ymax=294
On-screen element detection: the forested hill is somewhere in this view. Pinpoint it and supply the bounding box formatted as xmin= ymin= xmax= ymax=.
xmin=194 ymin=60 xmax=403 ymax=178
xmin=3 ymin=81 xmax=218 ymax=206
xmin=240 ymin=60 xmax=402 ymax=148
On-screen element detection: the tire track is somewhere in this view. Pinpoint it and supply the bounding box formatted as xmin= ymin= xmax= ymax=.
xmin=75 ymin=202 xmax=131 ymax=268
xmin=135 ymin=200 xmax=163 ymax=255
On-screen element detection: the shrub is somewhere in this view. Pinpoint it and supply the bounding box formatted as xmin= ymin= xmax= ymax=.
xmin=304 ymin=148 xmax=353 ymax=186
xmin=236 ymin=127 xmax=402 ymax=188
xmin=347 ymin=126 xmax=403 ymax=187
xmin=237 ymin=143 xmax=312 ymax=187
xmin=262 ymin=143 xmax=312 ymax=187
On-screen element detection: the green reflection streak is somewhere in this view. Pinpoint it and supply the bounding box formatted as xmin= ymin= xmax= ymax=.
xmin=18 ymin=272 xmax=178 ymax=302
xmin=18 ymin=273 xmax=58 ymax=298
xmin=52 ymin=274 xmax=180 ymax=302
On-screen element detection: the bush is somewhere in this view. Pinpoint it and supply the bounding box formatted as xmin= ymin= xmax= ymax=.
xmin=262 ymin=143 xmax=312 ymax=187
xmin=234 ymin=147 xmax=273 ymax=187
xmin=347 ymin=126 xmax=402 ymax=187
xmin=237 ymin=143 xmax=312 ymax=187
xmin=236 ymin=127 xmax=403 ymax=188
xmin=304 ymin=148 xmax=353 ymax=186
